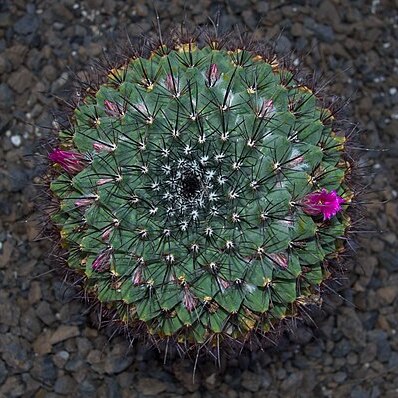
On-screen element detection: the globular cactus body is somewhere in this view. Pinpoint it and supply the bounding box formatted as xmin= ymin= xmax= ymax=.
xmin=48 ymin=37 xmax=352 ymax=349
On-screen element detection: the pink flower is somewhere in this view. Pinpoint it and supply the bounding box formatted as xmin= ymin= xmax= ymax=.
xmin=92 ymin=247 xmax=112 ymax=272
xmin=302 ymin=189 xmax=345 ymax=220
xmin=48 ymin=149 xmax=86 ymax=174
xmin=206 ymin=63 xmax=220 ymax=87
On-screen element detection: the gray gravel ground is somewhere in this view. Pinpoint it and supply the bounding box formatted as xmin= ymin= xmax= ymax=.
xmin=0 ymin=0 xmax=398 ymax=397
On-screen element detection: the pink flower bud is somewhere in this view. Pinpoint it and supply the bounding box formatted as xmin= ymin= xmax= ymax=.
xmin=165 ymin=74 xmax=179 ymax=96
xmin=257 ymin=99 xmax=275 ymax=118
xmin=302 ymin=189 xmax=345 ymax=220
xmin=104 ymin=100 xmax=124 ymax=117
xmin=92 ymin=247 xmax=112 ymax=272
xmin=218 ymin=276 xmax=232 ymax=291
xmin=48 ymin=149 xmax=86 ymax=174
xmin=101 ymin=226 xmax=113 ymax=241
xmin=96 ymin=178 xmax=113 ymax=186
xmin=75 ymin=197 xmax=95 ymax=208
xmin=268 ymin=253 xmax=288 ymax=269
xmin=206 ymin=63 xmax=220 ymax=87
xmin=93 ymin=142 xmax=114 ymax=152
xmin=131 ymin=266 xmax=143 ymax=285
xmin=287 ymin=156 xmax=305 ymax=168
xmin=182 ymin=285 xmax=197 ymax=312
xmin=101 ymin=220 xmax=119 ymax=241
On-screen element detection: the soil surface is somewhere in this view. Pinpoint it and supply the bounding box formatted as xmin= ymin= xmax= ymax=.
xmin=0 ymin=1 xmax=397 ymax=397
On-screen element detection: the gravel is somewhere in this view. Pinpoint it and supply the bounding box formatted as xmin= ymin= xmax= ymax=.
xmin=1 ymin=0 xmax=397 ymax=397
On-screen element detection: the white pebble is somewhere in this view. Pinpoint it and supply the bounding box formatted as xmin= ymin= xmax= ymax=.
xmin=11 ymin=135 xmax=22 ymax=147
xmin=389 ymin=87 xmax=397 ymax=95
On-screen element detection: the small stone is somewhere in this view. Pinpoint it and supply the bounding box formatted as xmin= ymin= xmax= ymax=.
xmin=87 ymin=349 xmax=102 ymax=365
xmin=8 ymin=164 xmax=32 ymax=193
xmin=134 ymin=3 xmax=148 ymax=17
xmin=304 ymin=18 xmax=335 ymax=43
xmin=370 ymin=238 xmax=384 ymax=252
xmin=333 ymin=371 xmax=347 ymax=383
xmin=0 ymin=376 xmax=26 ymax=397
xmin=105 ymin=377 xmax=121 ymax=398
xmin=0 ymin=334 xmax=32 ymax=372
xmin=358 ymin=255 xmax=378 ymax=277
xmin=377 ymin=286 xmax=397 ymax=305
xmin=104 ymin=353 xmax=133 ymax=374
xmin=50 ymin=325 xmax=80 ymax=345
xmin=31 ymin=356 xmax=57 ymax=385
xmin=53 ymin=350 xmax=70 ymax=368
xmin=33 ymin=333 xmax=52 ymax=356
xmin=14 ymin=14 xmax=40 ymax=35
xmin=338 ymin=308 xmax=366 ymax=346
xmin=281 ymin=372 xmax=303 ymax=391
xmin=0 ymin=300 xmax=20 ymax=327
xmin=205 ymin=373 xmax=217 ymax=386
xmin=289 ymin=325 xmax=313 ymax=344
xmin=276 ymin=34 xmax=292 ymax=54
xmin=137 ymin=378 xmax=167 ymax=395
xmin=0 ymin=83 xmax=14 ymax=109
xmin=382 ymin=232 xmax=396 ymax=245
xmin=291 ymin=22 xmax=304 ymax=37
xmin=0 ymin=359 xmax=8 ymax=385
xmin=65 ymin=358 xmax=85 ymax=372
xmin=8 ymin=67 xmax=36 ymax=94
xmin=28 ymin=281 xmax=42 ymax=304
xmin=10 ymin=135 xmax=21 ymax=147
xmin=318 ymin=0 xmax=340 ymax=29
xmin=351 ymin=386 xmax=369 ymax=398
xmin=54 ymin=375 xmax=76 ymax=395
xmin=257 ymin=2 xmax=269 ymax=13
xmin=76 ymin=338 xmax=92 ymax=357
xmin=36 ymin=301 xmax=56 ymax=326
xmin=241 ymin=370 xmax=262 ymax=392
xmin=78 ymin=378 xmax=97 ymax=394
xmin=333 ymin=338 xmax=351 ymax=357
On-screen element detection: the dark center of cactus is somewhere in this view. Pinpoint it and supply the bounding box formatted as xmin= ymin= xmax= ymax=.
xmin=181 ymin=173 xmax=201 ymax=198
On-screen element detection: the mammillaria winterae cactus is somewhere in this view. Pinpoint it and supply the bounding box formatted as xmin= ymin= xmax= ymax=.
xmin=46 ymin=29 xmax=355 ymax=355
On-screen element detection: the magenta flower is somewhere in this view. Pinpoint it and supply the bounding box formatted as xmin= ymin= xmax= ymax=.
xmin=302 ymin=189 xmax=345 ymax=220
xmin=48 ymin=149 xmax=86 ymax=174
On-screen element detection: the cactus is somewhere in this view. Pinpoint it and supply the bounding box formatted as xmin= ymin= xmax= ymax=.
xmin=46 ymin=31 xmax=354 ymax=353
